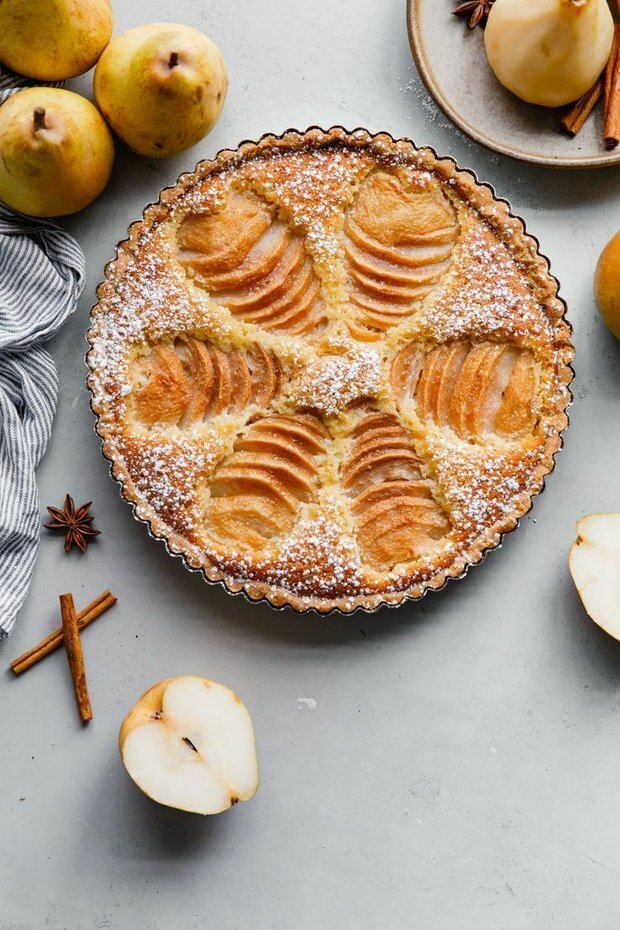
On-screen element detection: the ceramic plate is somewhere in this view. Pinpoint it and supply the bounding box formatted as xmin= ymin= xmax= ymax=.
xmin=407 ymin=0 xmax=620 ymax=169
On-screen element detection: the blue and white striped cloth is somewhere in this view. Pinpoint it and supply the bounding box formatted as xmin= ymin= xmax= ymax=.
xmin=0 ymin=68 xmax=85 ymax=637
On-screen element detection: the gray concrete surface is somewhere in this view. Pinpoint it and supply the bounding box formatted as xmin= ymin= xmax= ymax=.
xmin=2 ymin=1 xmax=620 ymax=927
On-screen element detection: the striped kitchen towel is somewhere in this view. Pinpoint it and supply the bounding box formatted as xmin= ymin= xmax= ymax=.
xmin=0 ymin=66 xmax=62 ymax=105
xmin=0 ymin=69 xmax=85 ymax=637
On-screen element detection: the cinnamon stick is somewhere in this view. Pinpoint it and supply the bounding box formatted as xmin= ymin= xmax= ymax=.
xmin=10 ymin=590 xmax=116 ymax=676
xmin=59 ymin=592 xmax=93 ymax=723
xmin=605 ymin=24 xmax=620 ymax=148
xmin=603 ymin=26 xmax=619 ymax=122
xmin=561 ymin=79 xmax=603 ymax=136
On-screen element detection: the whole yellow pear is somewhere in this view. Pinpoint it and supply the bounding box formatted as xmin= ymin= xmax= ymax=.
xmin=0 ymin=87 xmax=115 ymax=217
xmin=594 ymin=231 xmax=620 ymax=339
xmin=94 ymin=23 xmax=228 ymax=158
xmin=0 ymin=0 xmax=113 ymax=81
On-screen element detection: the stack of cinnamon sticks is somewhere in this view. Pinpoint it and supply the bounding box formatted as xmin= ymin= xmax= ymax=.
xmin=10 ymin=589 xmax=116 ymax=723
xmin=562 ymin=23 xmax=620 ymax=147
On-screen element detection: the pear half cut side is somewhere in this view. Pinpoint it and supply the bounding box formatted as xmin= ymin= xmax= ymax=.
xmin=119 ymin=676 xmax=259 ymax=815
xmin=569 ymin=514 xmax=620 ymax=640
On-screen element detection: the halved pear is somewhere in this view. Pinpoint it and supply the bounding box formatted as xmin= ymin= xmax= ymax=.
xmin=119 ymin=676 xmax=258 ymax=815
xmin=569 ymin=514 xmax=620 ymax=640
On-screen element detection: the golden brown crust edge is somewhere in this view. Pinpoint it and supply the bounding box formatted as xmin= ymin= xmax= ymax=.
xmin=86 ymin=126 xmax=574 ymax=615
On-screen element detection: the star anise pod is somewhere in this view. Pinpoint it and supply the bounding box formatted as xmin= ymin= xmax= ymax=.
xmin=44 ymin=495 xmax=101 ymax=553
xmin=453 ymin=0 xmax=495 ymax=29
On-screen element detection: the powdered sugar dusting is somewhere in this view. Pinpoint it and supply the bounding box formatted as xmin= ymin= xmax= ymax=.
xmin=261 ymin=510 xmax=366 ymax=598
xmin=237 ymin=147 xmax=370 ymax=266
xmin=288 ymin=348 xmax=382 ymax=417
xmin=424 ymin=431 xmax=544 ymax=538
xmin=204 ymin=505 xmax=374 ymax=601
xmin=120 ymin=429 xmax=228 ymax=539
xmin=418 ymin=223 xmax=555 ymax=350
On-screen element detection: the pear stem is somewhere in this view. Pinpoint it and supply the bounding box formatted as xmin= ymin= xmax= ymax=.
xmin=168 ymin=51 xmax=179 ymax=69
xmin=33 ymin=107 xmax=47 ymax=132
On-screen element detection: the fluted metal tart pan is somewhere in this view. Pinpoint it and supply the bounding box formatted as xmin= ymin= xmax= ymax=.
xmin=86 ymin=126 xmax=575 ymax=615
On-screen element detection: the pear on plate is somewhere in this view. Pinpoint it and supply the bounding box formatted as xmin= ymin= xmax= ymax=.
xmin=485 ymin=0 xmax=614 ymax=107
xmin=0 ymin=0 xmax=112 ymax=81
xmin=0 ymin=87 xmax=114 ymax=217
xmin=94 ymin=23 xmax=228 ymax=158
xmin=569 ymin=514 xmax=620 ymax=640
xmin=119 ymin=676 xmax=259 ymax=815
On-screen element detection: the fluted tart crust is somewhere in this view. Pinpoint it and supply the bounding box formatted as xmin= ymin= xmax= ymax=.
xmin=87 ymin=128 xmax=574 ymax=614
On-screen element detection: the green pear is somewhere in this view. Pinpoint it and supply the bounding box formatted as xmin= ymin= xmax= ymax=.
xmin=0 ymin=87 xmax=115 ymax=217
xmin=94 ymin=23 xmax=228 ymax=158
xmin=0 ymin=0 xmax=112 ymax=81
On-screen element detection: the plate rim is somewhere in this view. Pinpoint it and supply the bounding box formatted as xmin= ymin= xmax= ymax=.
xmin=406 ymin=0 xmax=620 ymax=170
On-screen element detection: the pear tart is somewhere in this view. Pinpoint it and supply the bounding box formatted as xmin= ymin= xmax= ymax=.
xmin=87 ymin=128 xmax=574 ymax=613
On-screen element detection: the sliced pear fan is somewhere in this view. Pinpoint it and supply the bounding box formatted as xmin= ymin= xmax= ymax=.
xmin=343 ymin=172 xmax=458 ymax=334
xmin=131 ymin=338 xmax=283 ymax=428
xmin=569 ymin=514 xmax=620 ymax=640
xmin=392 ymin=340 xmax=538 ymax=440
xmin=342 ymin=412 xmax=450 ymax=567
xmin=177 ymin=191 xmax=327 ymax=335
xmin=206 ymin=414 xmax=328 ymax=550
